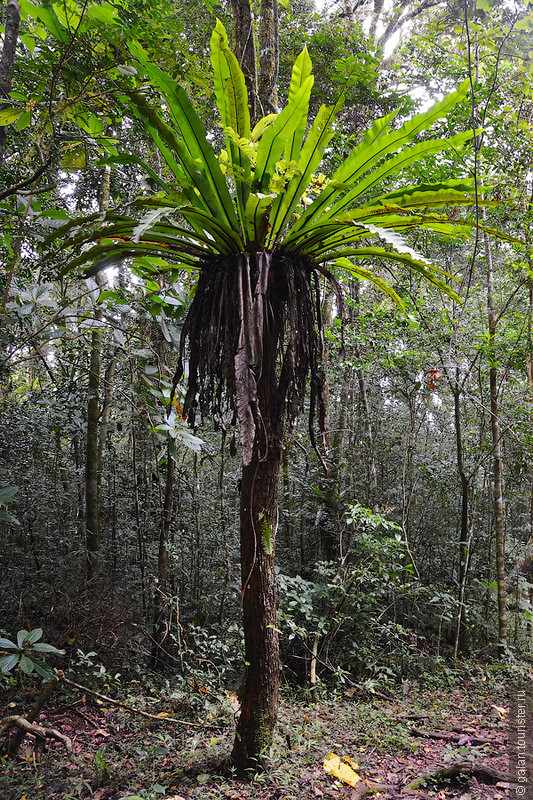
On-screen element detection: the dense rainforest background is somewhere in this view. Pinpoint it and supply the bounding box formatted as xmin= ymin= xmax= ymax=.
xmin=0 ymin=0 xmax=532 ymax=797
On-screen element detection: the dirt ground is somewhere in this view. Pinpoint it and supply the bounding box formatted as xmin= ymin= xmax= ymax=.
xmin=0 ymin=679 xmax=513 ymax=800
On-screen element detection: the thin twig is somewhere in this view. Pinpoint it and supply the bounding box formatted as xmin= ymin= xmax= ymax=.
xmin=57 ymin=672 xmax=208 ymax=728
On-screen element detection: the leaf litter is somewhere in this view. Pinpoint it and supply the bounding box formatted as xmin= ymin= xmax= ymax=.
xmin=0 ymin=680 xmax=510 ymax=800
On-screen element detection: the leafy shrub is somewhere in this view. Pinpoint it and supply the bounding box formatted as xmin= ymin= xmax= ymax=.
xmin=0 ymin=627 xmax=64 ymax=681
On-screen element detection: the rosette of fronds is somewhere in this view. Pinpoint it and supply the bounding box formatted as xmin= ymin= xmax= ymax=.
xmin=53 ymin=21 xmax=487 ymax=463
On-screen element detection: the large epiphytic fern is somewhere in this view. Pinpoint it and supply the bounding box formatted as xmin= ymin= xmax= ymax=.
xmin=53 ymin=21 xmax=488 ymax=463
xmin=58 ymin=20 xmax=483 ymax=293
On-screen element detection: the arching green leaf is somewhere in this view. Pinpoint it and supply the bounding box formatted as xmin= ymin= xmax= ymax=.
xmin=284 ymin=46 xmax=313 ymax=163
xmin=269 ymin=95 xmax=343 ymax=245
xmin=333 ymin=257 xmax=405 ymax=309
xmin=252 ymin=76 xmax=314 ymax=194
xmin=133 ymin=71 xmax=241 ymax=236
xmin=210 ymin=20 xmax=251 ymax=223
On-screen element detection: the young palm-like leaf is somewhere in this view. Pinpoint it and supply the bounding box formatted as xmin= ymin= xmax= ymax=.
xmin=251 ymin=75 xmax=314 ymax=195
xmin=210 ymin=20 xmax=252 ymax=226
xmin=267 ymin=95 xmax=344 ymax=246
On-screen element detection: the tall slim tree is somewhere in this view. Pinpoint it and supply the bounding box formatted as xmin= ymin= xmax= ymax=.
xmin=54 ymin=23 xmax=484 ymax=768
xmin=484 ymin=218 xmax=507 ymax=654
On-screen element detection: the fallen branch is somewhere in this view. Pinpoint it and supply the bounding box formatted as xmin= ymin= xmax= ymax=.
xmin=56 ymin=671 xmax=208 ymax=728
xmin=344 ymin=683 xmax=394 ymax=702
xmin=405 ymin=760 xmax=514 ymax=791
xmin=0 ymin=715 xmax=81 ymax=765
xmin=3 ymin=675 xmax=59 ymax=755
xmin=409 ymin=726 xmax=493 ymax=746
xmin=349 ymin=781 xmax=396 ymax=800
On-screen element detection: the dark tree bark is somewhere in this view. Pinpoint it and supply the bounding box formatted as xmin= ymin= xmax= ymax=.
xmin=229 ymin=0 xmax=258 ymax=122
xmin=232 ymin=428 xmax=282 ymax=771
xmin=258 ymin=0 xmax=278 ymax=114
xmin=0 ymin=0 xmax=21 ymax=169
xmin=231 ymin=252 xmax=285 ymax=771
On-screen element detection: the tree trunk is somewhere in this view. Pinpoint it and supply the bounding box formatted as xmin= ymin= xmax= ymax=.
xmin=453 ymin=369 xmax=470 ymax=659
xmin=178 ymin=249 xmax=318 ymax=770
xmin=0 ymin=0 xmax=21 ymax=168
xmin=258 ymin=0 xmax=278 ymax=114
xmin=151 ymin=439 xmax=174 ymax=671
xmin=484 ymin=221 xmax=507 ymax=655
xmin=231 ymin=251 xmax=288 ymax=772
xmin=229 ymin=0 xmax=258 ymax=122
xmin=231 ymin=431 xmax=282 ymax=771
xmin=85 ymin=285 xmax=103 ymax=587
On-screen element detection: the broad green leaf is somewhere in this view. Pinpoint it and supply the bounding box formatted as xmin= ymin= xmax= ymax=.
xmin=0 ymin=653 xmax=19 ymax=673
xmin=32 ymin=643 xmax=65 ymax=654
xmin=320 ymin=130 xmax=475 ymax=221
xmin=125 ymin=92 xmax=217 ymax=216
xmin=132 ymin=207 xmax=175 ymax=243
xmin=373 ymin=180 xmax=483 ymax=209
xmin=0 ymin=485 xmax=18 ymax=504
xmin=20 ymin=654 xmax=35 ymax=674
xmin=32 ymin=659 xmax=55 ymax=679
xmin=0 ymin=508 xmax=19 ymax=524
xmin=290 ymin=109 xmax=397 ymax=232
xmin=127 ymin=39 xmax=148 ymax=64
xmin=20 ymin=0 xmax=68 ymax=41
xmin=174 ymin=427 xmax=204 ymax=451
xmin=251 ymin=114 xmax=277 ymax=141
xmin=210 ymin=20 xmax=251 ymax=139
xmin=17 ymin=629 xmax=29 ymax=648
xmin=86 ymin=3 xmax=118 ymax=25
xmin=284 ymin=46 xmax=313 ymax=163
xmin=96 ymin=154 xmax=172 ymax=193
xmin=293 ymin=83 xmax=471 ymax=231
xmin=0 ymin=637 xmax=17 ymax=649
xmin=209 ymin=21 xmax=252 ymax=224
xmin=61 ymin=146 xmax=86 ymax=169
xmin=15 ymin=110 xmax=32 ymax=131
xmin=52 ymin=0 xmax=81 ymax=28
xmin=333 ymin=248 xmax=460 ymax=303
xmin=0 ymin=108 xmax=24 ymax=125
xmin=130 ymin=78 xmax=241 ymax=236
xmin=180 ymin=207 xmax=243 ymax=252
xmin=362 ymin=223 xmax=432 ymax=264
xmin=26 ymin=628 xmax=43 ymax=644
xmin=244 ymin=193 xmax=274 ymax=246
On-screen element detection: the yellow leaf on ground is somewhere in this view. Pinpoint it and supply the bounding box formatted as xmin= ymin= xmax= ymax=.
xmin=156 ymin=711 xmax=170 ymax=718
xmin=491 ymin=704 xmax=508 ymax=718
xmin=323 ymin=752 xmax=360 ymax=787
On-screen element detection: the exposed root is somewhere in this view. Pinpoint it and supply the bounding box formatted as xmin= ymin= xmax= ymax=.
xmin=405 ymin=760 xmax=514 ymax=791
xmin=0 ymin=714 xmax=81 ymax=765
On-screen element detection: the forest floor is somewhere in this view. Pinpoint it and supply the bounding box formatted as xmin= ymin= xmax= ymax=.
xmin=0 ymin=672 xmax=515 ymax=800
